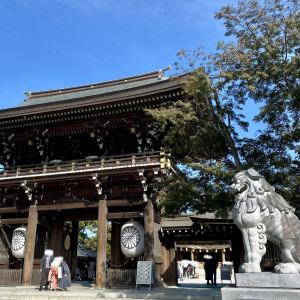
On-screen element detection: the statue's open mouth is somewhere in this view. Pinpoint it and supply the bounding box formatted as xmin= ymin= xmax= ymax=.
xmin=235 ymin=184 xmax=248 ymax=195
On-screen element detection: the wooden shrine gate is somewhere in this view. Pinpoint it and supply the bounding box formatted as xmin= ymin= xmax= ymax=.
xmin=0 ymin=151 xmax=173 ymax=287
xmin=0 ymin=68 xmax=182 ymax=287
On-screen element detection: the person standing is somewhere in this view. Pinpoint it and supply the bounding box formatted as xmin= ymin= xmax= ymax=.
xmin=183 ymin=262 xmax=188 ymax=278
xmin=39 ymin=249 xmax=54 ymax=291
xmin=177 ymin=263 xmax=183 ymax=281
xmin=210 ymin=255 xmax=218 ymax=285
xmin=204 ymin=255 xmax=212 ymax=285
xmin=87 ymin=260 xmax=95 ymax=283
xmin=57 ymin=258 xmax=72 ymax=291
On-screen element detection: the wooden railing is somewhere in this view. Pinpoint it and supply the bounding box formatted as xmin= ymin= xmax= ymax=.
xmin=106 ymin=269 xmax=136 ymax=288
xmin=0 ymin=269 xmax=22 ymax=286
xmin=0 ymin=151 xmax=172 ymax=180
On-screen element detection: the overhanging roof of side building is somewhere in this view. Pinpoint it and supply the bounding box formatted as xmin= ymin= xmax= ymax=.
xmin=161 ymin=212 xmax=234 ymax=230
xmin=0 ymin=67 xmax=184 ymax=120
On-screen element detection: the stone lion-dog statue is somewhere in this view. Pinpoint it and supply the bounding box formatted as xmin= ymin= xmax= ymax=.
xmin=230 ymin=168 xmax=300 ymax=274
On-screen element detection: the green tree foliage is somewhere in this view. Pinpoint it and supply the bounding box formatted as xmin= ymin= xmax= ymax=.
xmin=148 ymin=0 xmax=299 ymax=217
xmin=148 ymin=70 xmax=231 ymax=164
xmin=78 ymin=221 xmax=111 ymax=259
xmin=216 ymin=0 xmax=300 ymax=146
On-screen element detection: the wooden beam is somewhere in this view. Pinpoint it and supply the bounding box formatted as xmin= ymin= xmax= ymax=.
xmin=60 ymin=212 xmax=142 ymax=221
xmin=0 ymin=207 xmax=29 ymax=213
xmin=0 ymin=218 xmax=28 ymax=224
xmin=106 ymin=211 xmax=141 ymax=219
xmin=37 ymin=202 xmax=99 ymax=211
xmin=0 ymin=199 xmax=143 ymax=214
xmin=107 ymin=199 xmax=143 ymax=206
xmin=37 ymin=199 xmax=142 ymax=211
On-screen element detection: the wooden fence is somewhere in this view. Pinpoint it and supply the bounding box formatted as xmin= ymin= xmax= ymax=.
xmin=0 ymin=268 xmax=136 ymax=287
xmin=106 ymin=269 xmax=136 ymax=288
xmin=0 ymin=269 xmax=22 ymax=286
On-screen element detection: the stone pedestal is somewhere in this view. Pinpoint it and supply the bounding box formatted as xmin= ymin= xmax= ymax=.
xmin=221 ymin=273 xmax=300 ymax=300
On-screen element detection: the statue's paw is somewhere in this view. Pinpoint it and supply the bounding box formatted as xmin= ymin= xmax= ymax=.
xmin=239 ymin=263 xmax=261 ymax=273
xmin=274 ymin=263 xmax=300 ymax=274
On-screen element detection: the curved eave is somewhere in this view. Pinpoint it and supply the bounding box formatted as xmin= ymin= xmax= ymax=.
xmin=0 ymin=78 xmax=183 ymax=120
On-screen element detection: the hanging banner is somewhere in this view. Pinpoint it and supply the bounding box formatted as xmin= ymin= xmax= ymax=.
xmin=11 ymin=226 xmax=27 ymax=258
xmin=120 ymin=220 xmax=144 ymax=258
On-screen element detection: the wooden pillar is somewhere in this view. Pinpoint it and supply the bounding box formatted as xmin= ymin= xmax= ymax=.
xmin=177 ymin=247 xmax=181 ymax=261
xmin=144 ymin=200 xmax=154 ymax=261
xmin=144 ymin=200 xmax=155 ymax=285
xmin=161 ymin=241 xmax=169 ymax=282
xmin=222 ymin=249 xmax=226 ymax=263
xmin=48 ymin=220 xmax=64 ymax=256
xmin=161 ymin=238 xmax=176 ymax=286
xmin=70 ymin=221 xmax=79 ymax=279
xmin=22 ymin=205 xmax=38 ymax=285
xmin=95 ymin=199 xmax=107 ymax=288
xmin=169 ymin=243 xmax=176 ymax=286
xmin=111 ymin=222 xmax=122 ymax=269
xmin=191 ymin=249 xmax=194 ymax=261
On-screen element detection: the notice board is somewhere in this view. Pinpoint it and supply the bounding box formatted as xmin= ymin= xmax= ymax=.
xmin=136 ymin=261 xmax=153 ymax=290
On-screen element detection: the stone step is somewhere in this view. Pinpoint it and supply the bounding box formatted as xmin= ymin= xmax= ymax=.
xmin=0 ymin=286 xmax=222 ymax=300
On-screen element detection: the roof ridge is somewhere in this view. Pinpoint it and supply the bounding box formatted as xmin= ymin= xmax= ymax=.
xmin=24 ymin=67 xmax=171 ymax=100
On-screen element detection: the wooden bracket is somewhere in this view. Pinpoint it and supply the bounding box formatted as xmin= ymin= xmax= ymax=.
xmin=92 ymin=173 xmax=108 ymax=197
xmin=20 ymin=180 xmax=38 ymax=203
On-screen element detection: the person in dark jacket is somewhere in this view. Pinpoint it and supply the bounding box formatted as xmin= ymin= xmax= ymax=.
xmin=39 ymin=249 xmax=54 ymax=291
xmin=57 ymin=257 xmax=72 ymax=291
xmin=210 ymin=255 xmax=218 ymax=285
xmin=204 ymin=255 xmax=212 ymax=284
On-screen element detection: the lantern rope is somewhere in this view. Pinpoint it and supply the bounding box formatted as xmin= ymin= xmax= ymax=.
xmin=0 ymin=260 xmax=19 ymax=265
xmin=106 ymin=259 xmax=129 ymax=268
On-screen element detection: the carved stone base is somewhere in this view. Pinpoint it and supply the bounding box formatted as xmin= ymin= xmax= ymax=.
xmin=236 ymin=272 xmax=300 ymax=289
xmin=221 ymin=273 xmax=300 ymax=300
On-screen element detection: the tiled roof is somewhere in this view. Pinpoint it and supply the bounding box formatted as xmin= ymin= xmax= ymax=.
xmin=16 ymin=68 xmax=170 ymax=108
xmin=161 ymin=212 xmax=233 ymax=229
xmin=77 ymin=247 xmax=96 ymax=258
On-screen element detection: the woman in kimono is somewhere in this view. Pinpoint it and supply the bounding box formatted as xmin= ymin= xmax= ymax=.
xmin=57 ymin=258 xmax=72 ymax=291
xmin=48 ymin=257 xmax=61 ymax=290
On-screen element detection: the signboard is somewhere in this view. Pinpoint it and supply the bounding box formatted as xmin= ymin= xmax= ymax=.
xmin=221 ymin=265 xmax=232 ymax=281
xmin=136 ymin=261 xmax=153 ymax=291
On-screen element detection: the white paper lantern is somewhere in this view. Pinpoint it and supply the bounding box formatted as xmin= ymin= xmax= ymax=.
xmin=11 ymin=226 xmax=27 ymax=258
xmin=120 ymin=220 xmax=144 ymax=258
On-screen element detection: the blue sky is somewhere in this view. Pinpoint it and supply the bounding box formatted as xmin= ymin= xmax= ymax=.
xmin=0 ymin=0 xmax=261 ymax=136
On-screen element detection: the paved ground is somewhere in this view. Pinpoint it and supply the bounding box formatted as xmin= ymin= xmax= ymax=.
xmin=178 ymin=267 xmax=235 ymax=286
xmin=0 ymin=268 xmax=235 ymax=300
xmin=0 ymin=286 xmax=223 ymax=300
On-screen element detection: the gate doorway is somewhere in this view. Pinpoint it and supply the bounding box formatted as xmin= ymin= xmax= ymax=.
xmin=161 ymin=213 xmax=242 ymax=287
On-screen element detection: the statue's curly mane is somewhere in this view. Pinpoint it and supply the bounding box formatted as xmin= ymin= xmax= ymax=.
xmin=233 ymin=169 xmax=294 ymax=215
